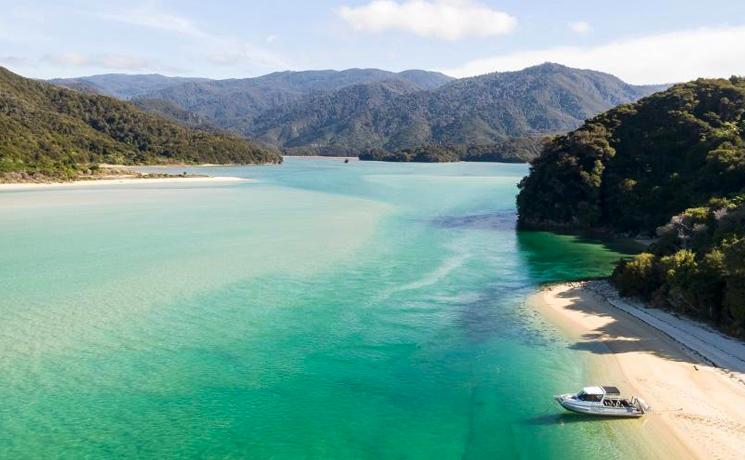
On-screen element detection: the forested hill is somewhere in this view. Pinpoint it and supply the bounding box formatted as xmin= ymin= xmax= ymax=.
xmin=252 ymin=63 xmax=664 ymax=155
xmin=129 ymin=68 xmax=454 ymax=133
xmin=0 ymin=67 xmax=281 ymax=179
xmin=517 ymin=77 xmax=745 ymax=338
xmin=50 ymin=64 xmax=663 ymax=157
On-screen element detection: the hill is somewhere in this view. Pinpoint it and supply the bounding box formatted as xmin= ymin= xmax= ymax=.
xmin=252 ymin=79 xmax=422 ymax=150
xmin=251 ymin=64 xmax=664 ymax=154
xmin=517 ymin=77 xmax=745 ymax=338
xmin=359 ymin=138 xmax=544 ymax=163
xmin=0 ymin=67 xmax=281 ymax=180
xmin=48 ymin=64 xmax=664 ymax=160
xmin=129 ymin=68 xmax=454 ymax=133
xmin=48 ymin=74 xmax=209 ymax=99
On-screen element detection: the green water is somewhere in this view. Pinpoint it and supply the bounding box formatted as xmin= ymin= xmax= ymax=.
xmin=0 ymin=159 xmax=638 ymax=459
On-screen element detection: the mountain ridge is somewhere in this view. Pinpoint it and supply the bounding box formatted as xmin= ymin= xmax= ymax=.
xmin=48 ymin=64 xmax=668 ymax=159
xmin=249 ymin=63 xmax=667 ymax=154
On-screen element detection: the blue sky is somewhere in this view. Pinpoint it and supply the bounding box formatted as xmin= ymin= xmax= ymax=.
xmin=1 ymin=0 xmax=744 ymax=84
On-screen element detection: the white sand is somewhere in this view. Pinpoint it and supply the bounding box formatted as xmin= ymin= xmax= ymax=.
xmin=530 ymin=282 xmax=745 ymax=460
xmin=0 ymin=176 xmax=251 ymax=191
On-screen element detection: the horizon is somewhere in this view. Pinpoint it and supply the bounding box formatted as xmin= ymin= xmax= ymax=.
xmin=1 ymin=0 xmax=744 ymax=85
xmin=12 ymin=62 xmax=685 ymax=87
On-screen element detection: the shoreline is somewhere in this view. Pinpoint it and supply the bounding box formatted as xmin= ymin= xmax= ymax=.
xmin=530 ymin=281 xmax=745 ymax=460
xmin=282 ymin=155 xmax=359 ymax=160
xmin=0 ymin=175 xmax=251 ymax=191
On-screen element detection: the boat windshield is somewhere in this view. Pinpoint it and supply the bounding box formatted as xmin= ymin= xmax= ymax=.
xmin=577 ymin=391 xmax=603 ymax=402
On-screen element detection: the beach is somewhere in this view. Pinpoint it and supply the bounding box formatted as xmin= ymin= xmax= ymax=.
xmin=531 ymin=282 xmax=745 ymax=460
xmin=0 ymin=175 xmax=250 ymax=191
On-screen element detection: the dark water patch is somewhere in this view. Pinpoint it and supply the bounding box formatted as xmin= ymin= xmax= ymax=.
xmin=430 ymin=212 xmax=517 ymax=231
xmin=516 ymin=231 xmax=632 ymax=284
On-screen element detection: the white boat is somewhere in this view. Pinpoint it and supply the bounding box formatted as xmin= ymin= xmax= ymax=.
xmin=554 ymin=386 xmax=650 ymax=417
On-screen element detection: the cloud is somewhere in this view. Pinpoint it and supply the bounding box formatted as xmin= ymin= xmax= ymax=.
xmin=97 ymin=5 xmax=289 ymax=72
xmin=337 ymin=0 xmax=517 ymax=40
xmin=443 ymin=24 xmax=745 ymax=84
xmin=569 ymin=21 xmax=591 ymax=34
xmin=1 ymin=56 xmax=33 ymax=66
xmin=42 ymin=53 xmax=151 ymax=71
xmin=97 ymin=55 xmax=151 ymax=70
xmin=44 ymin=52 xmax=89 ymax=66
xmin=207 ymin=43 xmax=290 ymax=69
xmin=98 ymin=7 xmax=202 ymax=36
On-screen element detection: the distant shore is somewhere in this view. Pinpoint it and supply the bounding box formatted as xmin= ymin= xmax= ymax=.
xmin=0 ymin=175 xmax=250 ymax=191
xmin=530 ymin=281 xmax=745 ymax=460
xmin=282 ymin=155 xmax=358 ymax=160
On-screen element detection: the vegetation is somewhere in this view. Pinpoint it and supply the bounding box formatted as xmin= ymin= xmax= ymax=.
xmin=0 ymin=67 xmax=281 ymax=180
xmin=517 ymin=77 xmax=745 ymax=338
xmin=53 ymin=64 xmax=662 ymax=156
xmin=612 ymin=197 xmax=745 ymax=338
xmin=132 ymin=98 xmax=217 ymax=131
xmin=250 ymin=63 xmax=663 ymax=153
xmin=359 ymin=138 xmax=544 ymax=163
xmin=123 ymin=68 xmax=453 ymax=137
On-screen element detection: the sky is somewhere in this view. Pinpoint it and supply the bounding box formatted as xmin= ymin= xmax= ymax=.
xmin=1 ymin=0 xmax=744 ymax=84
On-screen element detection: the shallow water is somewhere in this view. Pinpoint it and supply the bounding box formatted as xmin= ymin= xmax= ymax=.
xmin=0 ymin=159 xmax=640 ymax=458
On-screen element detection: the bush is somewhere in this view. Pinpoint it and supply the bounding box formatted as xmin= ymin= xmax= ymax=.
xmin=612 ymin=253 xmax=661 ymax=298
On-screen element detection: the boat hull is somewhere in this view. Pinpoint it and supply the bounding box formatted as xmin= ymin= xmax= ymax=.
xmin=554 ymin=395 xmax=644 ymax=418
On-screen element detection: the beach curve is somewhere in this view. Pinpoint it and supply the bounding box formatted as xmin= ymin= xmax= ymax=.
xmin=530 ymin=282 xmax=745 ymax=460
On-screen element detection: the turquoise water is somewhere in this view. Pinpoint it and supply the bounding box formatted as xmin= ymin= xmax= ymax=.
xmin=0 ymin=159 xmax=636 ymax=459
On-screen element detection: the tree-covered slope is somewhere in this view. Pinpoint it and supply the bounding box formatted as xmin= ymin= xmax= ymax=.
xmin=248 ymin=63 xmax=665 ymax=153
xmin=517 ymin=77 xmax=745 ymax=337
xmin=51 ymin=65 xmax=661 ymax=157
xmin=251 ymin=79 xmax=423 ymax=149
xmin=359 ymin=138 xmax=544 ymax=163
xmin=132 ymin=68 xmax=454 ymax=133
xmin=0 ymin=67 xmax=281 ymax=179
xmin=517 ymin=77 xmax=745 ymax=233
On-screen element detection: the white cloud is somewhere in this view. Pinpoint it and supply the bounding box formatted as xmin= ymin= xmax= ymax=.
xmin=337 ymin=0 xmax=517 ymax=41
xmin=99 ymin=7 xmax=202 ymax=36
xmin=42 ymin=53 xmax=151 ymax=71
xmin=97 ymin=5 xmax=289 ymax=72
xmin=569 ymin=21 xmax=591 ymax=34
xmin=1 ymin=56 xmax=32 ymax=66
xmin=266 ymin=35 xmax=278 ymax=44
xmin=44 ymin=52 xmax=89 ymax=66
xmin=207 ymin=43 xmax=290 ymax=69
xmin=97 ymin=55 xmax=151 ymax=70
xmin=443 ymin=25 xmax=745 ymax=84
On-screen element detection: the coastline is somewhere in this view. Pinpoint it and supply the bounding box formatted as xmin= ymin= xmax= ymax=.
xmin=282 ymin=155 xmax=358 ymax=160
xmin=530 ymin=281 xmax=745 ymax=460
xmin=0 ymin=175 xmax=251 ymax=191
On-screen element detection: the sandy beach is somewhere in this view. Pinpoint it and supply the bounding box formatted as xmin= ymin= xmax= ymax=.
xmin=531 ymin=282 xmax=745 ymax=460
xmin=0 ymin=176 xmax=250 ymax=191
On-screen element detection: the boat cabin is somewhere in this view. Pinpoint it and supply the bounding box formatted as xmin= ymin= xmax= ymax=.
xmin=576 ymin=386 xmax=634 ymax=407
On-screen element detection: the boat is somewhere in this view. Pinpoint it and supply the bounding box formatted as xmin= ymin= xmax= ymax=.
xmin=554 ymin=386 xmax=650 ymax=417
